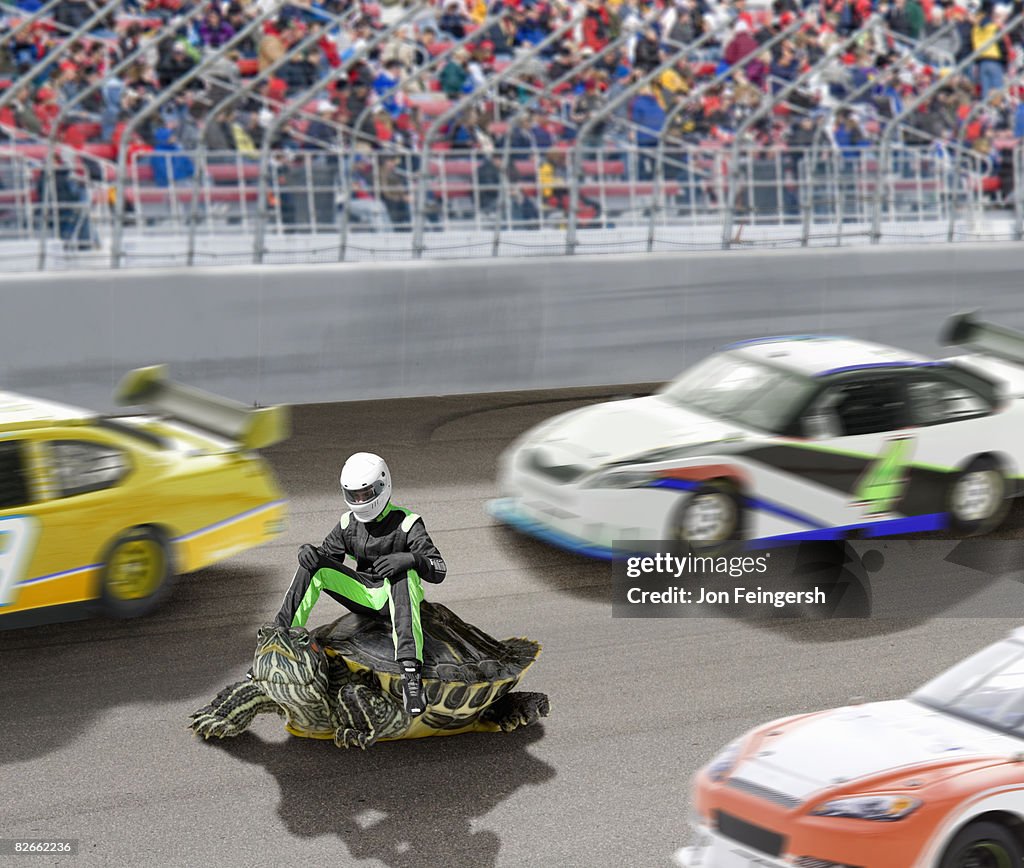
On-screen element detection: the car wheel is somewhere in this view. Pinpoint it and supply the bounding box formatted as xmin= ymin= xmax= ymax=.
xmin=671 ymin=480 xmax=742 ymax=554
xmin=940 ymin=820 xmax=1022 ymax=868
xmin=947 ymin=457 xmax=1009 ymax=536
xmin=98 ymin=526 xmax=174 ymax=618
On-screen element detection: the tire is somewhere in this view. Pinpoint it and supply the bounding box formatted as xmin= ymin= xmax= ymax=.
xmin=97 ymin=526 xmax=174 ymax=618
xmin=940 ymin=820 xmax=1022 ymax=868
xmin=670 ymin=480 xmax=743 ymax=555
xmin=947 ymin=457 xmax=1010 ymax=537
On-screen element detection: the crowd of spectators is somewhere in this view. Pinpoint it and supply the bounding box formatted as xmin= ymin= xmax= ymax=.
xmin=1 ymin=0 xmax=1024 ymax=207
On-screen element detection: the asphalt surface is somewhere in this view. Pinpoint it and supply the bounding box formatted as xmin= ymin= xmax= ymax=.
xmin=4 ymin=385 xmax=1024 ymax=868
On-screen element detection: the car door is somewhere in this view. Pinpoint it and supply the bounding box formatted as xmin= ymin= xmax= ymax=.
xmin=899 ymin=368 xmax=1006 ymax=514
xmin=34 ymin=434 xmax=133 ymax=550
xmin=0 ymin=438 xmax=44 ymax=612
xmin=796 ymin=371 xmax=916 ymax=526
xmin=15 ymin=435 xmax=134 ymax=614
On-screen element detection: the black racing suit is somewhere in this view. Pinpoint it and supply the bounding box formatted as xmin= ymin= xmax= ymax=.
xmin=273 ymin=502 xmax=447 ymax=662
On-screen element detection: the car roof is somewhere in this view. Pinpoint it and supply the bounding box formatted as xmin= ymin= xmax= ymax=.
xmin=725 ymin=335 xmax=933 ymax=377
xmin=0 ymin=391 xmax=94 ymax=433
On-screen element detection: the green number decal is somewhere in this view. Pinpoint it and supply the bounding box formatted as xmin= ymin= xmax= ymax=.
xmin=853 ymin=436 xmax=914 ymax=516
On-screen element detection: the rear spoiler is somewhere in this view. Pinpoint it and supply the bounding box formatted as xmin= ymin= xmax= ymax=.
xmin=941 ymin=311 xmax=1024 ymax=366
xmin=115 ymin=365 xmax=290 ymax=451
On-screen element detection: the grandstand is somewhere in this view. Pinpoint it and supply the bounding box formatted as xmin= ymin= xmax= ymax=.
xmin=0 ymin=0 xmax=1023 ymax=268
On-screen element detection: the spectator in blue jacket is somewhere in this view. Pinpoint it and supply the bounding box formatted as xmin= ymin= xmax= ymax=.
xmin=833 ymin=108 xmax=868 ymax=160
xmin=149 ymin=125 xmax=194 ymax=187
xmin=373 ymin=60 xmax=404 ymax=118
xmin=1012 ymin=101 xmax=1024 ymax=138
xmin=632 ymin=83 xmax=667 ymax=179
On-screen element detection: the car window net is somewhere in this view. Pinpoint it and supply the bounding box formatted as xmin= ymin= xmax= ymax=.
xmin=0 ymin=442 xmax=30 ymax=509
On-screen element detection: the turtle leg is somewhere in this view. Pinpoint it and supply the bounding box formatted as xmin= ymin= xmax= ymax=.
xmin=333 ymin=682 xmax=409 ymax=750
xmin=481 ymin=691 xmax=550 ymax=732
xmin=189 ymin=680 xmax=283 ymax=739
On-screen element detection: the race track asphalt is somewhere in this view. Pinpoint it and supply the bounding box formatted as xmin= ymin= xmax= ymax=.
xmin=3 ymin=385 xmax=1023 ymax=868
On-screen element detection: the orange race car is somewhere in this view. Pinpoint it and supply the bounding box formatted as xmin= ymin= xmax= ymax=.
xmin=678 ymin=626 xmax=1024 ymax=868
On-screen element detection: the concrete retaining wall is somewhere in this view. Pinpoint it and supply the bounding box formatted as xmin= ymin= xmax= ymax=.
xmin=3 ymin=244 xmax=1022 ymax=410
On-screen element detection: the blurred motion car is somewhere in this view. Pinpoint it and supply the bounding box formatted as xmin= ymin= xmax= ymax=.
xmin=490 ymin=312 xmax=1024 ymax=555
xmin=0 ymin=366 xmax=288 ymax=627
xmin=678 ymin=625 xmax=1024 ymax=868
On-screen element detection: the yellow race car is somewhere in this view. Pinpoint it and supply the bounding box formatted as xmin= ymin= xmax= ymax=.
xmin=0 ymin=366 xmax=289 ymax=627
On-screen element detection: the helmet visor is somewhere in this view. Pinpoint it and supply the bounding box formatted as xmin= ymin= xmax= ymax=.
xmin=344 ymin=479 xmax=386 ymax=505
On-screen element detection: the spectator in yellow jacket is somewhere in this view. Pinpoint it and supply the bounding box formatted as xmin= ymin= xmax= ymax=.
xmin=656 ymin=59 xmax=693 ymax=109
xmin=972 ymin=2 xmax=1005 ymax=98
xmin=469 ymin=0 xmax=488 ymax=25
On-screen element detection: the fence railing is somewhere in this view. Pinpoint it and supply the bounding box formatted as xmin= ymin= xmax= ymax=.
xmin=0 ymin=138 xmax=1007 ymax=270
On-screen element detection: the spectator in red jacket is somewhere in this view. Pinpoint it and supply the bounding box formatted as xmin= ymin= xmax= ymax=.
xmin=34 ymin=87 xmax=62 ymax=136
xmin=582 ymin=0 xmax=611 ymax=52
xmin=724 ymin=20 xmax=760 ymax=69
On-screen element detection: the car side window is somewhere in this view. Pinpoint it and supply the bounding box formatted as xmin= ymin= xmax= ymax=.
xmin=802 ymin=377 xmax=906 ymax=438
xmin=907 ymin=378 xmax=991 ymax=425
xmin=0 ymin=441 xmax=31 ymax=509
xmin=50 ymin=440 xmax=128 ymax=498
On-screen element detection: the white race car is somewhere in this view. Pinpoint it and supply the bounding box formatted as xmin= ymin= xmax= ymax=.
xmin=489 ymin=313 xmax=1024 ymax=556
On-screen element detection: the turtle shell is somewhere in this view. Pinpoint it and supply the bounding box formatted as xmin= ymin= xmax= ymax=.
xmin=312 ymin=601 xmax=540 ymax=684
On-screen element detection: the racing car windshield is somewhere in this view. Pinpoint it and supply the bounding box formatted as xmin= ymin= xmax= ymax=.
xmin=912 ymin=639 xmax=1024 ymax=736
xmin=659 ymin=353 xmax=815 ymax=433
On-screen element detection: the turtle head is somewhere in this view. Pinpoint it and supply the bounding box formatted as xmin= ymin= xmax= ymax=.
xmin=252 ymin=625 xmax=331 ymax=714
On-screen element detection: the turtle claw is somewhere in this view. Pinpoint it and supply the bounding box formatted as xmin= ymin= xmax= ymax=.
xmin=334 ymin=727 xmax=375 ymax=750
xmin=189 ymin=712 xmax=250 ymax=740
xmin=483 ymin=691 xmax=550 ymax=732
xmin=187 ymin=680 xmax=282 ymax=740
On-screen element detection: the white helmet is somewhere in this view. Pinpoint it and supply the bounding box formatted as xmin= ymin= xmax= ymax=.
xmin=340 ymin=452 xmax=392 ymax=523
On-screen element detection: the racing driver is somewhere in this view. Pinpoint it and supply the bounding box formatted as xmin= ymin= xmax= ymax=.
xmin=269 ymin=452 xmax=447 ymax=716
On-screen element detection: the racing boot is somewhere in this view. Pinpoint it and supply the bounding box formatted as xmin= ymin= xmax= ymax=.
xmin=400 ymin=659 xmax=425 ymax=716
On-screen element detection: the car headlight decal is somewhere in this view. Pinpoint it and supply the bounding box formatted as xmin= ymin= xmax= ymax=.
xmin=810 ymin=793 xmax=921 ymax=821
xmin=707 ymin=740 xmax=742 ymax=782
xmin=581 ymin=468 xmax=660 ymax=489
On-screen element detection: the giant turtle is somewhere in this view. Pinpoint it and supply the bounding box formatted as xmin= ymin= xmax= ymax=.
xmin=189 ymin=602 xmax=549 ymax=748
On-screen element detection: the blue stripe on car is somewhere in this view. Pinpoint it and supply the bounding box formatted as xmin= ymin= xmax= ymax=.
xmin=487 ymin=498 xmax=616 ymax=559
xmin=758 ymin=513 xmax=948 ymax=544
xmin=650 ymin=478 xmax=829 ymax=530
xmin=723 ymin=335 xmax=845 ymax=349
xmin=816 ymin=361 xmax=947 ymax=377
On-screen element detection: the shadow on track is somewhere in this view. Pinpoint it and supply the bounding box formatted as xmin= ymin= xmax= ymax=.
xmin=741 ymin=537 xmax=1024 ymax=642
xmin=0 ymin=563 xmax=275 ymax=766
xmin=208 ymin=725 xmax=556 ymax=868
xmin=493 ymin=524 xmax=1024 ymax=641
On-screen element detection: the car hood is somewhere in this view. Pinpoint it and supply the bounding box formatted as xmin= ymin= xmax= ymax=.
xmin=730 ymin=699 xmax=1022 ymax=802
xmin=525 ymin=395 xmax=746 ymax=468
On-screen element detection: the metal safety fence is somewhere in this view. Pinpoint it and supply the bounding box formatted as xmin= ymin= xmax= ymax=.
xmin=0 ymin=138 xmax=1008 ymax=271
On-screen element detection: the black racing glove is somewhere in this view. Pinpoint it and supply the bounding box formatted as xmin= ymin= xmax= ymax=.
xmin=298 ymin=544 xmax=321 ymax=571
xmin=372 ymin=552 xmax=417 ymax=579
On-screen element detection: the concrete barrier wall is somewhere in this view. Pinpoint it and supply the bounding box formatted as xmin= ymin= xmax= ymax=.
xmin=3 ymin=244 xmax=1024 ymax=411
